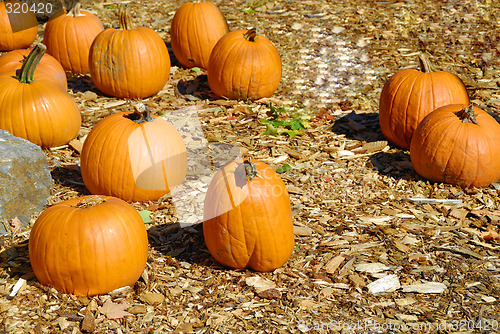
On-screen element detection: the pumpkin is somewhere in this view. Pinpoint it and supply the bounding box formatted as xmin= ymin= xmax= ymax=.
xmin=170 ymin=1 xmax=229 ymax=69
xmin=379 ymin=53 xmax=470 ymax=149
xmin=89 ymin=5 xmax=170 ymax=99
xmin=0 ymin=47 xmax=67 ymax=89
xmin=203 ymin=158 xmax=294 ymax=272
xmin=0 ymin=44 xmax=81 ymax=148
xmin=43 ymin=2 xmax=104 ymax=75
xmin=207 ymin=28 xmax=282 ymax=100
xmin=0 ymin=0 xmax=38 ymax=51
xmin=410 ymin=104 xmax=500 ymax=188
xmin=80 ymin=103 xmax=187 ymax=202
xmin=29 ymin=195 xmax=149 ymax=296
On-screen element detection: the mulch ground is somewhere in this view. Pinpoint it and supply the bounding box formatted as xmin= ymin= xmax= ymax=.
xmin=1 ymin=0 xmax=500 ymax=333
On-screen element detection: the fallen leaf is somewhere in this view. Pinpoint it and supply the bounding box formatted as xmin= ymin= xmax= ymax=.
xmin=99 ymin=299 xmax=131 ymax=320
xmin=481 ymin=229 xmax=500 ymax=241
xmin=246 ymin=276 xmax=276 ymax=293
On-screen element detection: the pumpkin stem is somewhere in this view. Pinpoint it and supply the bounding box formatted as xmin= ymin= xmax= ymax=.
xmin=73 ymin=196 xmax=107 ymax=209
xmin=127 ymin=102 xmax=153 ymax=123
xmin=17 ymin=44 xmax=46 ymax=84
xmin=454 ymin=104 xmax=478 ymax=124
xmin=417 ymin=53 xmax=436 ymax=73
xmin=244 ymin=28 xmax=257 ymax=42
xmin=69 ymin=2 xmax=81 ymax=16
xmin=118 ymin=4 xmax=134 ymax=30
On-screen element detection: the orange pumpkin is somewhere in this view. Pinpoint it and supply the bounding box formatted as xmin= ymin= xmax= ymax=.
xmin=0 ymin=44 xmax=80 ymax=148
xmin=203 ymin=158 xmax=294 ymax=272
xmin=43 ymin=2 xmax=104 ymax=75
xmin=89 ymin=5 xmax=170 ymax=99
xmin=0 ymin=48 xmax=67 ymax=89
xmin=0 ymin=0 xmax=38 ymax=51
xmin=80 ymin=103 xmax=187 ymax=202
xmin=29 ymin=195 xmax=149 ymax=296
xmin=207 ymin=28 xmax=282 ymax=100
xmin=379 ymin=53 xmax=470 ymax=149
xmin=410 ymin=104 xmax=500 ymax=188
xmin=170 ymin=1 xmax=229 ymax=69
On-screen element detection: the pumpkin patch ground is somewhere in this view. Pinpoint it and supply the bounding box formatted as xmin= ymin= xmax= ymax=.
xmin=1 ymin=0 xmax=500 ymax=332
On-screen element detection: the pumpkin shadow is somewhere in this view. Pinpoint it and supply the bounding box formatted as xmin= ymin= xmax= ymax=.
xmin=66 ymin=74 xmax=101 ymax=95
xmin=368 ymin=150 xmax=420 ymax=182
xmin=49 ymin=165 xmax=90 ymax=196
xmin=0 ymin=239 xmax=37 ymax=284
xmin=331 ymin=110 xmax=386 ymax=143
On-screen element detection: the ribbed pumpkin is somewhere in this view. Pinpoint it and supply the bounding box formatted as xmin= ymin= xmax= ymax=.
xmin=0 ymin=48 xmax=67 ymax=89
xmin=0 ymin=0 xmax=38 ymax=51
xmin=170 ymin=1 xmax=229 ymax=69
xmin=80 ymin=103 xmax=187 ymax=202
xmin=207 ymin=28 xmax=282 ymax=100
xmin=379 ymin=53 xmax=470 ymax=149
xmin=43 ymin=2 xmax=104 ymax=75
xmin=410 ymin=104 xmax=500 ymax=188
xmin=89 ymin=5 xmax=170 ymax=99
xmin=0 ymin=44 xmax=80 ymax=148
xmin=29 ymin=195 xmax=149 ymax=296
xmin=203 ymin=158 xmax=294 ymax=272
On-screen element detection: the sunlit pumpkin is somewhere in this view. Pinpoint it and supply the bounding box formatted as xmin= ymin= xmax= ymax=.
xmin=0 ymin=0 xmax=38 ymax=51
xmin=379 ymin=53 xmax=470 ymax=149
xmin=80 ymin=103 xmax=187 ymax=202
xmin=29 ymin=195 xmax=149 ymax=296
xmin=170 ymin=1 xmax=229 ymax=69
xmin=203 ymin=158 xmax=294 ymax=272
xmin=410 ymin=104 xmax=500 ymax=188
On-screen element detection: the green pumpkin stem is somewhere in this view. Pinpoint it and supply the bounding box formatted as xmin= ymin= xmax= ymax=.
xmin=454 ymin=105 xmax=478 ymax=124
xmin=244 ymin=28 xmax=257 ymax=42
xmin=417 ymin=53 xmax=435 ymax=73
xmin=118 ymin=5 xmax=134 ymax=30
xmin=17 ymin=44 xmax=46 ymax=84
xmin=128 ymin=102 xmax=153 ymax=123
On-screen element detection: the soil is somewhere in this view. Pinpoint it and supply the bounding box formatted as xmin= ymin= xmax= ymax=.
xmin=1 ymin=0 xmax=500 ymax=333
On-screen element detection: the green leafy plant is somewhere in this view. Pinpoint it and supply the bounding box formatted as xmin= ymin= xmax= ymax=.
xmin=261 ymin=103 xmax=307 ymax=138
xmin=275 ymin=164 xmax=292 ymax=173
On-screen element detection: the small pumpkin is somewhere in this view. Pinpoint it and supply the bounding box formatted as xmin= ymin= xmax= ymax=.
xmin=207 ymin=28 xmax=282 ymax=100
xmin=0 ymin=47 xmax=67 ymax=89
xmin=410 ymin=104 xmax=500 ymax=188
xmin=170 ymin=1 xmax=229 ymax=69
xmin=29 ymin=195 xmax=149 ymax=296
xmin=379 ymin=53 xmax=470 ymax=149
xmin=0 ymin=44 xmax=81 ymax=148
xmin=0 ymin=0 xmax=38 ymax=51
xmin=89 ymin=4 xmax=170 ymax=99
xmin=80 ymin=103 xmax=187 ymax=202
xmin=203 ymin=158 xmax=294 ymax=272
xmin=43 ymin=2 xmax=104 ymax=75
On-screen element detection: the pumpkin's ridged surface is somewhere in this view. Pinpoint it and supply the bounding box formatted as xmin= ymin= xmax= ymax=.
xmin=410 ymin=104 xmax=500 ymax=188
xmin=170 ymin=1 xmax=229 ymax=69
xmin=203 ymin=159 xmax=294 ymax=272
xmin=379 ymin=57 xmax=469 ymax=149
xmin=29 ymin=196 xmax=149 ymax=296
xmin=0 ymin=0 xmax=38 ymax=51
xmin=80 ymin=111 xmax=187 ymax=202
xmin=207 ymin=29 xmax=282 ymax=100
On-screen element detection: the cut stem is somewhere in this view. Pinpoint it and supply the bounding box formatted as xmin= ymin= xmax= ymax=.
xmin=454 ymin=104 xmax=478 ymax=124
xmin=242 ymin=158 xmax=258 ymax=181
xmin=69 ymin=2 xmax=81 ymax=16
xmin=244 ymin=28 xmax=257 ymax=42
xmin=118 ymin=4 xmax=134 ymax=30
xmin=17 ymin=44 xmax=46 ymax=84
xmin=417 ymin=53 xmax=435 ymax=73
xmin=127 ymin=102 xmax=153 ymax=123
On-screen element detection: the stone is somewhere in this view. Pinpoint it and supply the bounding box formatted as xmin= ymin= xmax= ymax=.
xmin=0 ymin=130 xmax=53 ymax=235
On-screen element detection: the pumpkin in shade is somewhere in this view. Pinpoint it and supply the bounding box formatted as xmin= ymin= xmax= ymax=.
xmin=29 ymin=195 xmax=149 ymax=296
xmin=207 ymin=28 xmax=282 ymax=100
xmin=410 ymin=104 xmax=500 ymax=188
xmin=43 ymin=2 xmax=104 ymax=75
xmin=170 ymin=1 xmax=229 ymax=69
xmin=0 ymin=48 xmax=67 ymax=89
xmin=0 ymin=44 xmax=80 ymax=148
xmin=89 ymin=5 xmax=170 ymax=99
xmin=379 ymin=53 xmax=470 ymax=149
xmin=0 ymin=0 xmax=38 ymax=51
xmin=80 ymin=103 xmax=187 ymax=203
xmin=203 ymin=158 xmax=294 ymax=272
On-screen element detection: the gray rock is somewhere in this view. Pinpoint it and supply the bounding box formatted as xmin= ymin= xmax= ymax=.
xmin=0 ymin=130 xmax=53 ymax=235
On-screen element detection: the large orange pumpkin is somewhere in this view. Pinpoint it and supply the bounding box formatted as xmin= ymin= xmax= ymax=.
xmin=379 ymin=53 xmax=470 ymax=149
xmin=80 ymin=103 xmax=187 ymax=202
xmin=410 ymin=104 xmax=500 ymax=188
xmin=29 ymin=195 xmax=149 ymax=296
xmin=0 ymin=44 xmax=80 ymax=148
xmin=43 ymin=2 xmax=104 ymax=75
xmin=89 ymin=5 xmax=170 ymax=99
xmin=170 ymin=1 xmax=229 ymax=69
xmin=207 ymin=28 xmax=282 ymax=100
xmin=0 ymin=0 xmax=38 ymax=51
xmin=0 ymin=48 xmax=67 ymax=89
xmin=203 ymin=158 xmax=294 ymax=272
